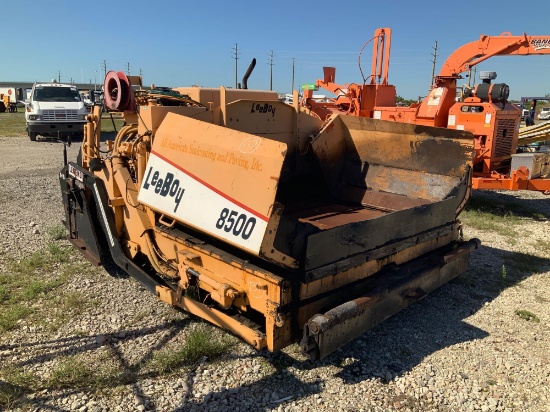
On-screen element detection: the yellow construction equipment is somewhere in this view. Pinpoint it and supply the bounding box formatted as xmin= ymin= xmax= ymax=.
xmin=60 ymin=69 xmax=479 ymax=359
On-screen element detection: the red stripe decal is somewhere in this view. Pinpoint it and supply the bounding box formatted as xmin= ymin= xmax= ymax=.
xmin=150 ymin=150 xmax=269 ymax=222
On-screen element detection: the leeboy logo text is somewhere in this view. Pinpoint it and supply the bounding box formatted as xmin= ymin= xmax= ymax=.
xmin=531 ymin=39 xmax=550 ymax=50
xmin=142 ymin=167 xmax=185 ymax=212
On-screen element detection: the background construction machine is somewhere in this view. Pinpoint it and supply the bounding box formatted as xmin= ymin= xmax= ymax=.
xmin=60 ymin=67 xmax=478 ymax=360
xmin=0 ymin=87 xmax=24 ymax=112
xmin=302 ymin=28 xmax=550 ymax=194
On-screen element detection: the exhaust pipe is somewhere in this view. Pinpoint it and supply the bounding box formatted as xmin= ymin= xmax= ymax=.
xmin=241 ymin=58 xmax=256 ymax=90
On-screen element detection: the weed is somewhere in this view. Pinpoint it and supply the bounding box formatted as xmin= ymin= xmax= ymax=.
xmin=0 ymin=305 xmax=33 ymax=331
xmin=515 ymin=309 xmax=540 ymax=323
xmin=0 ymin=366 xmax=37 ymax=389
xmin=486 ymin=379 xmax=497 ymax=386
xmin=46 ymin=224 xmax=66 ymax=241
xmin=9 ymin=251 xmax=47 ymax=275
xmin=149 ymin=325 xmax=233 ymax=374
xmin=131 ymin=310 xmax=149 ymax=324
xmin=499 ymin=265 xmax=508 ymax=290
xmin=0 ymin=366 xmax=37 ymax=409
xmin=61 ymin=291 xmax=86 ymax=314
xmin=21 ymin=279 xmax=52 ymax=300
xmin=47 ymin=353 xmax=125 ymax=391
xmin=0 ymin=285 xmax=8 ymax=302
xmin=47 ymin=356 xmax=95 ymax=389
xmin=47 ymin=242 xmax=71 ymax=263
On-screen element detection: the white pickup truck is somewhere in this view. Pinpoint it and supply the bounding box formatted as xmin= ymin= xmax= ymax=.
xmin=25 ymin=82 xmax=88 ymax=141
xmin=538 ymin=107 xmax=550 ymax=121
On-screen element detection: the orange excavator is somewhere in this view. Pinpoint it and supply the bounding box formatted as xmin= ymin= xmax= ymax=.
xmin=302 ymin=28 xmax=550 ymax=193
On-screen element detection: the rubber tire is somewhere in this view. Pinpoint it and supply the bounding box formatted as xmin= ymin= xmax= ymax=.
xmin=29 ymin=132 xmax=37 ymax=142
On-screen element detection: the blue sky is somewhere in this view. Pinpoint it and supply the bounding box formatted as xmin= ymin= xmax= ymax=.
xmin=2 ymin=0 xmax=550 ymax=100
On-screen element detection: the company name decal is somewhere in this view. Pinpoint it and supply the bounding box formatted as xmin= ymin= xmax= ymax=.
xmin=530 ymin=39 xmax=550 ymax=50
xmin=142 ymin=168 xmax=185 ymax=212
xmin=137 ymin=152 xmax=269 ymax=255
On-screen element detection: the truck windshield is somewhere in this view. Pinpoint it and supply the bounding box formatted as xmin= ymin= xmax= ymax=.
xmin=33 ymin=87 xmax=81 ymax=102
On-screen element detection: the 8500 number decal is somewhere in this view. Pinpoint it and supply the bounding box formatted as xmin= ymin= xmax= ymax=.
xmin=215 ymin=208 xmax=256 ymax=240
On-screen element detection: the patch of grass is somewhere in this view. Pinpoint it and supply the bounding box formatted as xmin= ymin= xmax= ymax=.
xmin=0 ymin=285 xmax=8 ymax=302
xmin=100 ymin=115 xmax=125 ymax=133
xmin=0 ymin=112 xmax=26 ymax=137
xmin=61 ymin=291 xmax=92 ymax=315
xmin=461 ymin=194 xmax=548 ymax=237
xmin=466 ymin=194 xmax=548 ymax=220
xmin=46 ymin=224 xmax=66 ymax=241
xmin=486 ymin=379 xmax=497 ymax=386
xmin=515 ymin=309 xmax=540 ymax=323
xmin=0 ymin=366 xmax=37 ymax=409
xmin=47 ymin=356 xmax=101 ymax=389
xmin=0 ymin=305 xmax=33 ymax=331
xmin=46 ymin=353 xmax=125 ymax=391
xmin=47 ymin=243 xmax=71 ymax=263
xmin=0 ymin=244 xmax=81 ymax=331
xmin=10 ymin=251 xmax=48 ymax=275
xmin=149 ymin=325 xmax=233 ymax=374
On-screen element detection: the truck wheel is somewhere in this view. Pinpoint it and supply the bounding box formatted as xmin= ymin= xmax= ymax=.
xmin=29 ymin=132 xmax=37 ymax=141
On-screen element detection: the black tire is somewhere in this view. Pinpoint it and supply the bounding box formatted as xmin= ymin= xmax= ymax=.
xmin=29 ymin=132 xmax=37 ymax=141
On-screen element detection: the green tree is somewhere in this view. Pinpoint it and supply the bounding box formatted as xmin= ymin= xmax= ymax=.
xmin=396 ymin=95 xmax=418 ymax=106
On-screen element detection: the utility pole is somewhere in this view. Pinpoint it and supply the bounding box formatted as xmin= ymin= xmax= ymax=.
xmin=127 ymin=62 xmax=130 ymax=76
xmin=430 ymin=40 xmax=438 ymax=87
xmin=58 ymin=70 xmax=61 ymax=82
xmin=269 ymin=50 xmax=274 ymax=91
xmin=102 ymin=60 xmax=107 ymax=79
xmin=232 ymin=43 xmax=239 ymax=88
xmin=291 ymin=57 xmax=295 ymax=92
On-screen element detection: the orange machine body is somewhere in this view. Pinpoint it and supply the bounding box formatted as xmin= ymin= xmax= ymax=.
xmin=303 ymin=29 xmax=550 ymax=193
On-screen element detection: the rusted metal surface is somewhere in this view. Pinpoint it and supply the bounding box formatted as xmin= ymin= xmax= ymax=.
xmin=310 ymin=115 xmax=474 ymax=202
xmin=301 ymin=239 xmax=480 ymax=360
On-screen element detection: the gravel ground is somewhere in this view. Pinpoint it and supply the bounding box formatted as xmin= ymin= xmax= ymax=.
xmin=0 ymin=134 xmax=549 ymax=412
